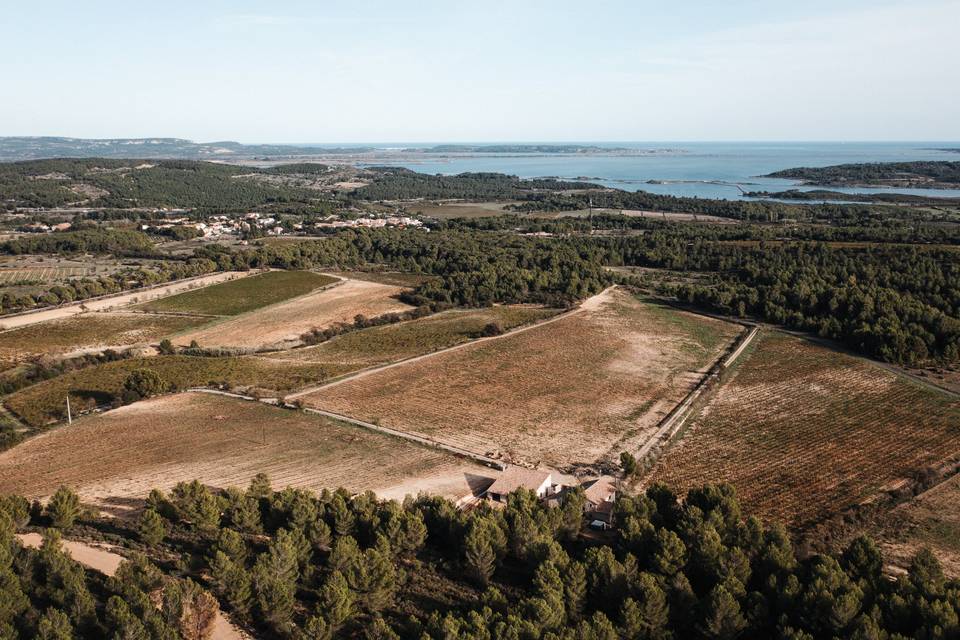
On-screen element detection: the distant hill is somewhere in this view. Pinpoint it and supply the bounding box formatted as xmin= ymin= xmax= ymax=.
xmin=0 ymin=137 xmax=373 ymax=161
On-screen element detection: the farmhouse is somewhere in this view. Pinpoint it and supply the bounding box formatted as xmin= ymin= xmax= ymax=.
xmin=485 ymin=467 xmax=558 ymax=503
xmin=582 ymin=475 xmax=618 ymax=523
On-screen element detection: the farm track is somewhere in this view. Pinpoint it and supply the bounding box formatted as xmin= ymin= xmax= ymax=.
xmin=634 ymin=324 xmax=758 ymax=465
xmin=286 ymin=289 xmax=604 ymax=399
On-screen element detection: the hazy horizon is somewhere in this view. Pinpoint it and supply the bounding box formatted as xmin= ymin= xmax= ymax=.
xmin=3 ymin=1 xmax=958 ymax=142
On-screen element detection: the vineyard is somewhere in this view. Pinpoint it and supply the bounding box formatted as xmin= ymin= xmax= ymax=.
xmin=269 ymin=305 xmax=558 ymax=369
xmin=3 ymin=355 xmax=338 ymax=428
xmin=0 ymin=266 xmax=95 ymax=284
xmin=0 ymin=393 xmax=485 ymax=505
xmin=644 ymin=331 xmax=960 ymax=530
xmin=0 ymin=312 xmax=204 ymax=359
xmin=302 ymin=289 xmax=740 ymax=469
xmin=135 ymin=269 xmax=337 ymax=316
xmin=174 ymin=278 xmax=413 ymax=350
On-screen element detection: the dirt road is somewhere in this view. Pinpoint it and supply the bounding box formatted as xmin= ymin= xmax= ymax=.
xmin=0 ymin=271 xmax=254 ymax=330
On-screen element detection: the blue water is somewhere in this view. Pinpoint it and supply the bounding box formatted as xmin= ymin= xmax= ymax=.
xmin=352 ymin=142 xmax=960 ymax=200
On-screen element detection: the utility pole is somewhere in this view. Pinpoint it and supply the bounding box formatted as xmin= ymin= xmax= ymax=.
xmin=66 ymin=396 xmax=72 ymax=425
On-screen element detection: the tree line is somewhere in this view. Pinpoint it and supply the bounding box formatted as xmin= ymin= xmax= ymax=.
xmin=3 ymin=479 xmax=957 ymax=639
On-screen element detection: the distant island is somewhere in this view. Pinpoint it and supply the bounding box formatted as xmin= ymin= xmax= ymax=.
xmin=766 ymin=160 xmax=960 ymax=189
xmin=745 ymin=188 xmax=960 ymax=204
xmin=405 ymin=144 xmax=635 ymax=154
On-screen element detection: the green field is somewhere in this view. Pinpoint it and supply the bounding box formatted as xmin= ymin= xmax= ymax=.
xmin=135 ymin=270 xmax=337 ymax=316
xmin=269 ymin=305 xmax=559 ymax=369
xmin=4 ymin=355 xmax=337 ymax=428
xmin=0 ymin=313 xmax=206 ymax=359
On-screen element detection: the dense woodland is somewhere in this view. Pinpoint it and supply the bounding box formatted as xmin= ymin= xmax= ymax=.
xmin=2 ymin=221 xmax=956 ymax=365
xmin=2 ymin=480 xmax=958 ymax=639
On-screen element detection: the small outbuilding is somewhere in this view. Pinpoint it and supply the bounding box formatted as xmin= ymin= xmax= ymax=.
xmin=583 ymin=475 xmax=619 ymax=523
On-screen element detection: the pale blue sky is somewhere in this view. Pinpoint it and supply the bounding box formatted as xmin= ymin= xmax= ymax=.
xmin=3 ymin=1 xmax=958 ymax=142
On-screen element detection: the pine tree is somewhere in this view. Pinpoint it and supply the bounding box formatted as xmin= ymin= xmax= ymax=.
xmin=253 ymin=533 xmax=299 ymax=631
xmin=37 ymin=608 xmax=73 ymax=640
xmin=300 ymin=615 xmax=332 ymax=640
xmin=212 ymin=528 xmax=247 ymax=564
xmin=138 ymin=509 xmax=167 ymax=547
xmin=698 ymin=584 xmax=747 ymax=639
xmin=209 ymin=552 xmax=252 ymax=616
xmin=364 ymin=616 xmax=400 ymax=640
xmin=46 ymin=486 xmax=81 ymax=530
xmin=464 ymin=526 xmax=496 ymax=586
xmin=318 ymin=570 xmax=355 ymax=629
xmin=247 ymin=473 xmax=272 ymax=499
xmin=105 ymin=596 xmax=149 ymax=640
xmin=564 ymin=560 xmax=588 ymax=622
xmin=531 ymin=561 xmax=565 ymax=630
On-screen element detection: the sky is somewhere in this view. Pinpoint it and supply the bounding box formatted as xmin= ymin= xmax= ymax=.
xmin=2 ymin=0 xmax=959 ymax=143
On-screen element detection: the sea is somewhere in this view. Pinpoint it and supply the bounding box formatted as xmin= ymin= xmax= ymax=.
xmin=342 ymin=141 xmax=960 ymax=201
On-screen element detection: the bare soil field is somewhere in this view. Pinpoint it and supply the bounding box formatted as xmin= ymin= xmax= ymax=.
xmin=0 ymin=393 xmax=488 ymax=505
xmin=175 ymin=278 xmax=413 ymax=350
xmin=868 ymin=473 xmax=960 ymax=578
xmin=644 ymin=332 xmax=960 ymax=530
xmin=0 ymin=312 xmax=205 ymax=360
xmin=301 ymin=288 xmax=740 ymax=469
xmin=136 ymin=270 xmax=336 ymax=316
xmin=268 ymin=305 xmax=558 ymax=371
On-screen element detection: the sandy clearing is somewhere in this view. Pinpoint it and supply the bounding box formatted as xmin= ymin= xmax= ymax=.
xmin=301 ymin=289 xmax=739 ymax=469
xmin=17 ymin=532 xmax=250 ymax=639
xmin=18 ymin=531 xmax=124 ymax=575
xmin=0 ymin=393 xmax=489 ymax=505
xmin=0 ymin=271 xmax=252 ymax=330
xmin=174 ymin=278 xmax=413 ymax=350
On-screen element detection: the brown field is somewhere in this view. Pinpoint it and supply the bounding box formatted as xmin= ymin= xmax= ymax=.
xmin=0 ymin=312 xmax=205 ymax=360
xmin=0 ymin=393 xmax=489 ymax=506
xmin=301 ymin=288 xmax=740 ymax=469
xmin=869 ymin=473 xmax=960 ymax=578
xmin=644 ymin=331 xmax=960 ymax=530
xmin=408 ymin=201 xmax=518 ymax=219
xmin=174 ymin=278 xmax=414 ymax=350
